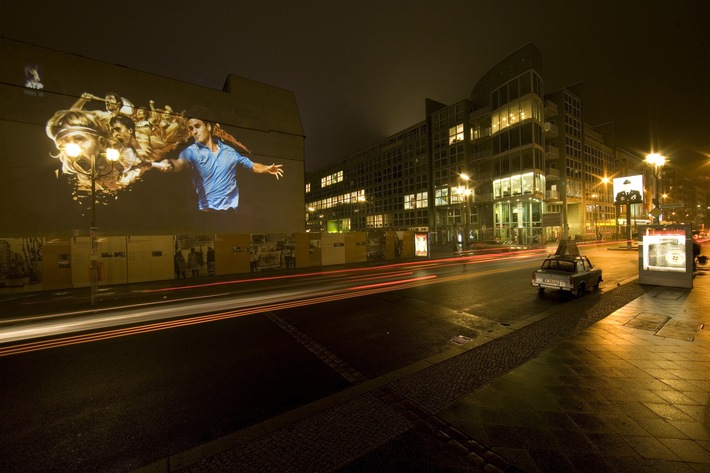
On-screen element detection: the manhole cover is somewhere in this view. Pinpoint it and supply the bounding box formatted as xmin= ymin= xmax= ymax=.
xmin=625 ymin=313 xmax=669 ymax=332
xmin=656 ymin=320 xmax=702 ymax=342
xmin=655 ymin=290 xmax=686 ymax=301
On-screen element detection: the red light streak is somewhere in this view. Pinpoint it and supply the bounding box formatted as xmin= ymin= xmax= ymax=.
xmin=344 ymin=271 xmax=414 ymax=281
xmin=0 ymin=250 xmax=550 ymax=356
xmin=0 ymin=276 xmax=435 ymax=357
xmin=348 ymin=275 xmax=437 ymax=291
xmin=142 ymin=248 xmax=547 ymax=294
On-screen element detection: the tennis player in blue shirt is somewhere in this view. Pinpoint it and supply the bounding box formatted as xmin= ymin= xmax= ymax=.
xmin=156 ymin=112 xmax=283 ymax=212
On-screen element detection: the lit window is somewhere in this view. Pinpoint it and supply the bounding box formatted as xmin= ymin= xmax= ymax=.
xmin=448 ymin=124 xmax=464 ymax=145
xmin=435 ymin=188 xmax=449 ymax=206
xmin=404 ymin=194 xmax=415 ymax=210
xmin=366 ymin=215 xmax=384 ymax=228
xmin=491 ymin=97 xmax=536 ymax=135
xmin=321 ymin=170 xmax=344 ymax=188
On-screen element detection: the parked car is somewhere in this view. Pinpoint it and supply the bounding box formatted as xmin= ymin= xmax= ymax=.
xmin=531 ymin=245 xmax=602 ymax=296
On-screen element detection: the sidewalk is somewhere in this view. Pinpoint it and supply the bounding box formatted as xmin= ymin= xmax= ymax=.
xmin=139 ymin=271 xmax=709 ymax=473
xmin=437 ymin=273 xmax=710 ymax=472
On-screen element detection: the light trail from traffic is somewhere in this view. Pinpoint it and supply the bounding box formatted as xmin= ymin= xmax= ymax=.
xmin=0 ymin=251 xmax=547 ymax=355
xmin=0 ymin=275 xmax=442 ymax=356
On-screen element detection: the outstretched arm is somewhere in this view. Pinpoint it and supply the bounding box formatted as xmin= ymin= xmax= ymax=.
xmin=71 ymin=92 xmax=102 ymax=110
xmin=252 ymin=162 xmax=284 ymax=180
xmin=153 ymin=157 xmax=190 ymax=173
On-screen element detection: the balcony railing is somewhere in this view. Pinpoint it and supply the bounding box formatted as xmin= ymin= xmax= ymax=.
xmin=545 ymin=144 xmax=559 ymax=160
xmin=543 ymin=122 xmax=559 ymax=138
xmin=544 ymin=100 xmax=558 ymax=117
xmin=545 ymin=190 xmax=561 ymax=201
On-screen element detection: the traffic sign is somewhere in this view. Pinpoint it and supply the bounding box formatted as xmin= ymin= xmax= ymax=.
xmin=660 ymin=202 xmax=684 ymax=209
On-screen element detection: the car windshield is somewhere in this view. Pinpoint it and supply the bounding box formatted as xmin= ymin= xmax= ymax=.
xmin=541 ymin=259 xmax=576 ymax=272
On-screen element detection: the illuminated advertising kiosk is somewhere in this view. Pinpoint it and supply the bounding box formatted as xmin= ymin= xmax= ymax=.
xmin=414 ymin=232 xmax=429 ymax=257
xmin=638 ymin=224 xmax=693 ymax=288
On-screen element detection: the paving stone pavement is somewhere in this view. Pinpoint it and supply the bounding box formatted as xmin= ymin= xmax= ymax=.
xmin=138 ymin=271 xmax=710 ymax=473
xmin=438 ymin=272 xmax=710 ymax=473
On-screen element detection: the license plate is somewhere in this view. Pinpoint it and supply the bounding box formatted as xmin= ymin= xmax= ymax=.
xmin=543 ymin=279 xmax=560 ymax=285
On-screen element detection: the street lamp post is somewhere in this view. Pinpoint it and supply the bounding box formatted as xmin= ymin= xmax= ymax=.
xmin=458 ymin=173 xmax=472 ymax=251
xmin=594 ymin=177 xmax=610 ymax=240
xmin=591 ymin=192 xmax=598 ymax=240
xmin=661 ymin=193 xmax=668 ymax=222
xmin=645 ymin=153 xmax=666 ymax=224
xmin=64 ymin=144 xmax=119 ymax=305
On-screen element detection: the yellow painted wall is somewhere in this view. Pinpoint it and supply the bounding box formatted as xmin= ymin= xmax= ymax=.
xmin=385 ymin=232 xmax=396 ymax=260
xmin=71 ymin=236 xmax=127 ymax=287
xmin=401 ymin=231 xmax=415 ymax=258
xmin=294 ymin=233 xmax=311 ymax=268
xmin=214 ymin=234 xmax=251 ymax=275
xmin=127 ymin=235 xmax=174 ymax=283
xmin=3 ymin=231 xmax=423 ymax=294
xmin=40 ymin=238 xmax=72 ymax=290
xmin=345 ymin=232 xmax=367 ymax=263
xmin=321 ymin=233 xmax=345 ymax=266
xmin=307 ymin=233 xmax=322 ymax=267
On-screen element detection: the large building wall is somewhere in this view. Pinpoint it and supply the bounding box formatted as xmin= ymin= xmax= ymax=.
xmin=0 ymin=37 xmax=305 ymax=237
xmin=306 ymin=42 xmax=706 ymax=249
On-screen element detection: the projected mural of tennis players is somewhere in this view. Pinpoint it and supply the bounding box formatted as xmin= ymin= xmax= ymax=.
xmin=154 ymin=109 xmax=284 ymax=217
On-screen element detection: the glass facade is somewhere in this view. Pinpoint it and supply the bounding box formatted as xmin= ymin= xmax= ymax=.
xmin=304 ymin=43 xmax=679 ymax=246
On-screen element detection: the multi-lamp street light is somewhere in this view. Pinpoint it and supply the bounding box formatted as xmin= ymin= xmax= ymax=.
xmin=64 ymin=142 xmax=119 ymax=304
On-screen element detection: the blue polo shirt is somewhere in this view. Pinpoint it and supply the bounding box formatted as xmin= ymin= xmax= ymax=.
xmin=179 ymin=139 xmax=254 ymax=211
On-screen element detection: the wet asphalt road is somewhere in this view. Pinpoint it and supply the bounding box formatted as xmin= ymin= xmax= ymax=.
xmin=0 ymin=246 xmax=638 ymax=472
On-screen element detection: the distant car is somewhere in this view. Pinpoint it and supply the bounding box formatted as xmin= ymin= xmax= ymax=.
xmin=531 ymin=254 xmax=602 ymax=296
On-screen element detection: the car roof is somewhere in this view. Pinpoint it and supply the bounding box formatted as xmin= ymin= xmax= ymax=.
xmin=544 ymin=255 xmax=584 ymax=261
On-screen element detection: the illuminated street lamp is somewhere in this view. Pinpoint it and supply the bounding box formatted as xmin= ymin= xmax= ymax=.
xmin=64 ymin=143 xmax=119 ymax=304
xmin=457 ymin=173 xmax=472 ymax=250
xmin=305 ymin=206 xmax=316 ymax=232
xmin=356 ymin=195 xmax=370 ymax=229
xmin=596 ymin=177 xmax=610 ymax=240
xmin=645 ymin=153 xmax=666 ymax=224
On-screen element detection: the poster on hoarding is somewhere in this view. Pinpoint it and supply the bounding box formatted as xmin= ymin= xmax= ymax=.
xmin=613 ymin=175 xmax=644 ymax=204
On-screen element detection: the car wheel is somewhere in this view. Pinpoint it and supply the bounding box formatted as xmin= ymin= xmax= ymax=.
xmin=538 ymin=287 xmax=545 ymax=293
xmin=576 ymin=283 xmax=586 ymax=297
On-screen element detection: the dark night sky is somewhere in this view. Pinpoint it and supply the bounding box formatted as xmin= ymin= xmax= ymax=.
xmin=3 ymin=0 xmax=709 ymax=174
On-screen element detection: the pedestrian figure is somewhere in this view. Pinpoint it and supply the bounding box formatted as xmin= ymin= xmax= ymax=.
xmin=174 ymin=251 xmax=187 ymax=279
xmin=207 ymin=247 xmax=215 ymax=276
xmin=250 ymin=248 xmax=259 ymax=272
xmin=188 ymin=248 xmax=199 ymax=278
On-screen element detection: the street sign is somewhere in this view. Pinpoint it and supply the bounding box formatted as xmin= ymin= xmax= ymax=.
xmin=542 ymin=213 xmax=562 ymax=227
xmin=660 ymin=202 xmax=684 ymax=209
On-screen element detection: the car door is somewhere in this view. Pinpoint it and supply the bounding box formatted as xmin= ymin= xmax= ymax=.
xmin=580 ymin=257 xmax=594 ymax=283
